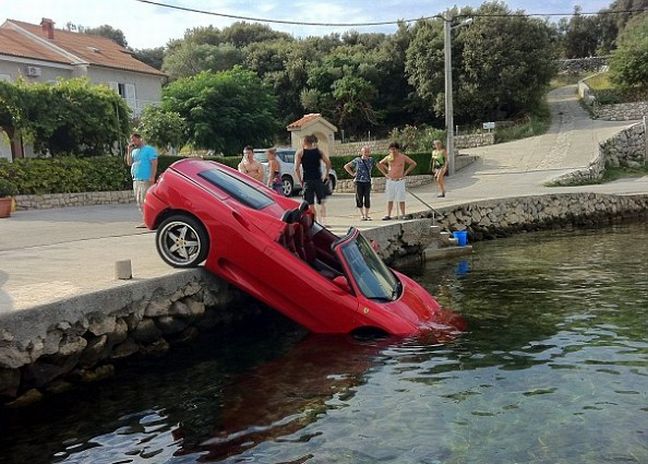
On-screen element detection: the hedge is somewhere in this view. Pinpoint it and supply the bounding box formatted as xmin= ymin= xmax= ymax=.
xmin=0 ymin=155 xmax=242 ymax=195
xmin=0 ymin=152 xmax=434 ymax=195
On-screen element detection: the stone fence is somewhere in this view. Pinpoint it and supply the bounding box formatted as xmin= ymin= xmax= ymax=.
xmin=417 ymin=192 xmax=648 ymax=241
xmin=594 ymin=102 xmax=648 ymax=121
xmin=335 ymin=154 xmax=478 ymax=193
xmin=551 ymin=121 xmax=646 ymax=185
xmin=16 ymin=190 xmax=134 ymax=211
xmin=558 ymin=56 xmax=609 ymax=74
xmin=332 ymin=133 xmax=494 ymax=157
xmin=579 ymin=76 xmax=648 ymax=121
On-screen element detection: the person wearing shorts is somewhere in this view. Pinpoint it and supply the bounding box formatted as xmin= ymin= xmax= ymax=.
xmin=377 ymin=142 xmax=417 ymax=220
xmin=294 ymin=134 xmax=332 ymax=225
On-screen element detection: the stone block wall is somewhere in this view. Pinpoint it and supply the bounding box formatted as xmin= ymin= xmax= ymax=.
xmin=594 ymin=102 xmax=648 ymax=121
xmin=455 ymin=132 xmax=495 ymax=148
xmin=558 ymin=56 xmax=609 ymax=74
xmin=600 ymin=122 xmax=647 ymax=168
xmin=16 ymin=190 xmax=134 ymax=210
xmin=332 ymin=133 xmax=494 ymax=157
xmin=0 ymin=270 xmax=252 ymax=406
xmin=416 ymin=192 xmax=648 ymax=241
xmin=579 ymin=77 xmax=648 ymax=121
xmin=335 ymin=174 xmax=434 ymax=193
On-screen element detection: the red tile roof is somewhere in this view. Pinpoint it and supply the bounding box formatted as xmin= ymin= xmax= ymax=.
xmin=287 ymin=113 xmax=323 ymax=130
xmin=0 ymin=28 xmax=70 ymax=64
xmin=2 ymin=20 xmax=165 ymax=76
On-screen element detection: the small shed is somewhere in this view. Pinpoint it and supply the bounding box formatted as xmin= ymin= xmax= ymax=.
xmin=287 ymin=113 xmax=338 ymax=156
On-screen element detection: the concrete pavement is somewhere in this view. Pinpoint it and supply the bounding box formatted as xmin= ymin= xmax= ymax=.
xmin=1 ymin=84 xmax=647 ymax=312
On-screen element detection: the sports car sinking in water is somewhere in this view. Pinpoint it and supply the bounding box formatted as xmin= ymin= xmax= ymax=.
xmin=143 ymin=158 xmax=463 ymax=336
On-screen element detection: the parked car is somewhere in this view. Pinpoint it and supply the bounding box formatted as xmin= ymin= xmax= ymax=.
xmin=143 ymin=158 xmax=464 ymax=336
xmin=253 ymin=148 xmax=337 ymax=197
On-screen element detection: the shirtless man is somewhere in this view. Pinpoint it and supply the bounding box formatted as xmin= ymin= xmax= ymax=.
xmin=377 ymin=142 xmax=417 ymax=220
xmin=238 ymin=145 xmax=264 ymax=183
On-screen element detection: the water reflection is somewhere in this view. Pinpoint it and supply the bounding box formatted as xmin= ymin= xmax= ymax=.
xmin=2 ymin=224 xmax=648 ymax=464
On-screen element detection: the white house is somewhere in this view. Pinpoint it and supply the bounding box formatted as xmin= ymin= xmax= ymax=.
xmin=0 ymin=18 xmax=166 ymax=161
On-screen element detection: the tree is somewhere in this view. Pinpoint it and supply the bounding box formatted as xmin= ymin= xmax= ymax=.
xmin=609 ymin=14 xmax=648 ymax=91
xmin=221 ymin=22 xmax=292 ymax=48
xmin=163 ymin=42 xmax=243 ymax=80
xmin=0 ymin=79 xmax=130 ymax=157
xmin=562 ymin=6 xmax=601 ymax=58
xmin=405 ymin=2 xmax=556 ymax=122
xmin=137 ymin=106 xmax=186 ymax=152
xmin=83 ymin=24 xmax=128 ymax=47
xmin=133 ymin=47 xmax=165 ymax=70
xmin=162 ymin=68 xmax=279 ymax=154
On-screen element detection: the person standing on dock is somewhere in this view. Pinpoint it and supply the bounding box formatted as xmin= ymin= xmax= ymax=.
xmin=431 ymin=139 xmax=448 ymax=198
xmin=238 ymin=146 xmax=264 ymax=183
xmin=378 ymin=142 xmax=417 ymax=220
xmin=344 ymin=145 xmax=374 ymax=221
xmin=295 ymin=134 xmax=332 ymax=225
xmin=126 ymin=133 xmax=158 ymax=227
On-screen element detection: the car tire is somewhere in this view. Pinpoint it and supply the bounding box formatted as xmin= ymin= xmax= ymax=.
xmin=156 ymin=214 xmax=209 ymax=268
xmin=282 ymin=176 xmax=294 ymax=197
xmin=328 ymin=174 xmax=336 ymax=194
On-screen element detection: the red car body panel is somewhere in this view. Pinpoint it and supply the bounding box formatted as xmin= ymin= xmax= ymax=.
xmin=144 ymin=159 xmax=464 ymax=336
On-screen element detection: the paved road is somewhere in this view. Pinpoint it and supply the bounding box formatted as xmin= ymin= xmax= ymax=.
xmin=1 ymin=85 xmax=647 ymax=311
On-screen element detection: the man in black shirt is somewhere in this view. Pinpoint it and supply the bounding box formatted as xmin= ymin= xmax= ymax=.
xmin=295 ymin=134 xmax=332 ymax=225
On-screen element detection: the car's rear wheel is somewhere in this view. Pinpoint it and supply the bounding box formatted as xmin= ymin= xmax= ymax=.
xmin=156 ymin=214 xmax=209 ymax=268
xmin=282 ymin=176 xmax=294 ymax=197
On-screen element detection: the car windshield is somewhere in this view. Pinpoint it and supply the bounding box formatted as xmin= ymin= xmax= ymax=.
xmin=199 ymin=168 xmax=275 ymax=210
xmin=339 ymin=233 xmax=401 ymax=301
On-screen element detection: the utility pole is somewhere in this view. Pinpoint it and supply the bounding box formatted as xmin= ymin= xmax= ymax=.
xmin=443 ymin=13 xmax=455 ymax=176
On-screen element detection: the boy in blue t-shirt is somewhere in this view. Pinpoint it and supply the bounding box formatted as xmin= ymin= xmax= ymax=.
xmin=126 ymin=133 xmax=158 ymax=225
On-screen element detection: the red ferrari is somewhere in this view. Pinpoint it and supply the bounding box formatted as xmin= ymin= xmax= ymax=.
xmin=144 ymin=158 xmax=464 ymax=336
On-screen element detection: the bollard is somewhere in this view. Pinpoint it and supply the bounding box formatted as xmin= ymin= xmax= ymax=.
xmin=115 ymin=260 xmax=132 ymax=280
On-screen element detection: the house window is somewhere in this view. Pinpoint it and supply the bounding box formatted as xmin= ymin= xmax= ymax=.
xmin=108 ymin=81 xmax=137 ymax=109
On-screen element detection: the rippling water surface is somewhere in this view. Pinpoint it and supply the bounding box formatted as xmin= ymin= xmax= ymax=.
xmin=2 ymin=224 xmax=648 ymax=464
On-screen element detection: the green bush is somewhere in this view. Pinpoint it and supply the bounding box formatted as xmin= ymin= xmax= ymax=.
xmin=0 ymin=156 xmax=130 ymax=195
xmin=0 ymin=177 xmax=18 ymax=197
xmin=0 ymin=154 xmax=245 ymax=195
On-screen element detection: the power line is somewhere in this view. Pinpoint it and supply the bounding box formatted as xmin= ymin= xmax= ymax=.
xmin=134 ymin=0 xmax=440 ymax=26
xmin=134 ymin=0 xmax=648 ymax=27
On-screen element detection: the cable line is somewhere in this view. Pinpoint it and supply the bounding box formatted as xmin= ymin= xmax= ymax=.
xmin=134 ymin=0 xmax=648 ymax=27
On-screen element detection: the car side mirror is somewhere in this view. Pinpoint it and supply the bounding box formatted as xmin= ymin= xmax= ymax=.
xmin=333 ymin=275 xmax=352 ymax=293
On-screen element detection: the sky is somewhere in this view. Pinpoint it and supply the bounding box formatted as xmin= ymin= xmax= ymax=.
xmin=0 ymin=0 xmax=612 ymax=49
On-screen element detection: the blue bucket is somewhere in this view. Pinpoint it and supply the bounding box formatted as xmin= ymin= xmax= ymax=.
xmin=453 ymin=230 xmax=469 ymax=246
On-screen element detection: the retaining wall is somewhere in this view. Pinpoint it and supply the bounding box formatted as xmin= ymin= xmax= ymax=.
xmin=578 ymin=77 xmax=648 ymax=121
xmin=558 ymin=56 xmax=609 ymax=74
xmin=16 ymin=190 xmax=134 ymax=211
xmin=332 ymin=133 xmax=494 ymax=157
xmin=417 ymin=192 xmax=648 ymax=241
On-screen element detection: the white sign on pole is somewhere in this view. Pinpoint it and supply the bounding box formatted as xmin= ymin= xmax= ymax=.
xmin=483 ymin=122 xmax=495 ymax=130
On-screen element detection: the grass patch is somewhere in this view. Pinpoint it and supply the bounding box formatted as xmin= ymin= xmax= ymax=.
xmin=550 ymin=72 xmax=589 ymax=89
xmin=584 ymin=72 xmax=613 ymax=90
xmin=601 ymin=165 xmax=648 ymax=182
xmin=494 ymin=102 xmax=551 ymax=144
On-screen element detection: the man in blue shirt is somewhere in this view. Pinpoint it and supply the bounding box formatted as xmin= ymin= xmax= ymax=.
xmin=126 ymin=133 xmax=158 ymax=226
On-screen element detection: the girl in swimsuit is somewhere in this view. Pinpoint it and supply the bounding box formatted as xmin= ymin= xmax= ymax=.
xmin=266 ymin=148 xmax=283 ymax=194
